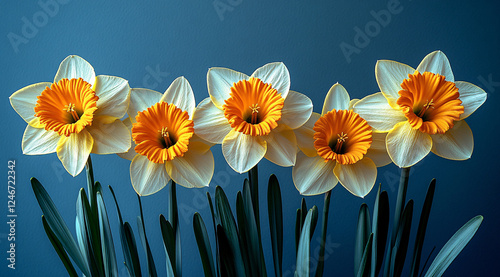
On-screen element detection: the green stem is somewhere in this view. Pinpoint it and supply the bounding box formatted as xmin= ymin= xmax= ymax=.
xmin=315 ymin=189 xmax=332 ymax=277
xmin=85 ymin=155 xmax=95 ymax=205
xmin=248 ymin=164 xmax=261 ymax=238
xmin=169 ymin=181 xmax=182 ymax=277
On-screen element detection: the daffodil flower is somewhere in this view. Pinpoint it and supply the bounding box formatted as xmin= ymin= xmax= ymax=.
xmin=193 ymin=62 xmax=313 ymax=173
xmin=10 ymin=55 xmax=131 ymax=176
xmin=293 ymin=84 xmax=391 ymax=197
xmin=118 ymin=77 xmax=214 ymax=196
xmin=353 ymin=51 xmax=487 ymax=168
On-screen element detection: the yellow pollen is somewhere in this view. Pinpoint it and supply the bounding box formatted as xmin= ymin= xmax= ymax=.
xmin=63 ymin=103 xmax=80 ymax=122
xmin=417 ymin=99 xmax=435 ymax=118
xmin=249 ymin=103 xmax=260 ymax=124
xmin=159 ymin=127 xmax=174 ymax=148
xmin=334 ymin=132 xmax=348 ymax=153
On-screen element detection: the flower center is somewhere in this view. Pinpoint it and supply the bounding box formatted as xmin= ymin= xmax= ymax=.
xmin=313 ymin=110 xmax=372 ymax=165
xmin=397 ymin=72 xmax=464 ymax=134
xmin=34 ymin=78 xmax=98 ymax=137
xmin=223 ymin=77 xmax=284 ymax=136
xmin=132 ymin=102 xmax=194 ymax=164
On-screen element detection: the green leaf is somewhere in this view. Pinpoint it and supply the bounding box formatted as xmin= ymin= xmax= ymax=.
xmin=390 ymin=200 xmax=413 ymax=277
xmin=355 ymin=204 xmax=371 ymax=276
xmin=315 ymin=190 xmax=332 ymax=277
xmin=41 ymin=215 xmax=78 ymax=277
xmin=31 ymin=177 xmax=90 ymax=276
xmin=137 ymin=196 xmax=157 ymax=277
xmin=410 ymin=179 xmax=436 ymax=277
xmin=295 ymin=208 xmax=301 ymax=256
xmin=206 ymin=192 xmax=220 ymax=277
xmin=356 ymin=234 xmax=373 ymax=277
xmin=217 ymin=225 xmax=241 ymax=277
xmin=248 ymin=165 xmax=260 ymax=236
xmin=310 ymin=206 xmax=319 ymax=241
xmin=295 ymin=208 xmax=314 ymax=277
xmin=215 ymin=186 xmax=246 ymax=276
xmin=159 ymin=215 xmax=176 ymax=277
xmin=424 ymin=215 xmax=483 ymax=277
xmin=193 ymin=213 xmax=216 ymax=277
xmin=268 ymin=174 xmax=283 ymax=277
xmin=97 ymin=192 xmax=118 ymax=277
xmin=371 ymin=187 xmax=390 ymax=277
xmin=109 ymin=186 xmax=142 ymax=277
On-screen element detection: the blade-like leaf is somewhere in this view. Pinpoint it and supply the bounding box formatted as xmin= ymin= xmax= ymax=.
xmin=42 ymin=215 xmax=79 ymax=277
xmin=371 ymin=187 xmax=390 ymax=277
xmin=391 ymin=200 xmax=413 ymax=277
xmin=295 ymin=208 xmax=314 ymax=277
xmin=137 ymin=196 xmax=157 ymax=277
xmin=355 ymin=204 xmax=371 ymax=275
xmin=217 ymin=225 xmax=240 ymax=277
xmin=410 ymin=179 xmax=436 ymax=277
xmin=268 ymin=174 xmax=283 ymax=277
xmin=77 ymin=189 xmax=103 ymax=277
xmin=315 ymin=190 xmax=332 ymax=277
xmin=424 ymin=216 xmax=483 ymax=277
xmin=31 ymin=177 xmax=90 ymax=276
xmin=168 ymin=181 xmax=182 ymax=277
xmin=97 ymin=192 xmax=118 ymax=277
xmin=356 ymin=234 xmax=374 ymax=277
xmin=159 ymin=215 xmax=176 ymax=276
xmin=193 ymin=213 xmax=216 ymax=277
xmin=109 ymin=186 xmax=141 ymax=277
xmin=215 ymin=186 xmax=246 ymax=276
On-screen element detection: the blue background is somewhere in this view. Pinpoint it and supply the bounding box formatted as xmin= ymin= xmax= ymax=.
xmin=1 ymin=0 xmax=499 ymax=276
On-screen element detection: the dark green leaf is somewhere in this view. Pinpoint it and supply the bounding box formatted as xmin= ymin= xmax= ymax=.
xmin=41 ymin=215 xmax=78 ymax=277
xmin=137 ymin=196 xmax=157 ymax=277
xmin=371 ymin=187 xmax=390 ymax=277
xmin=268 ymin=174 xmax=283 ymax=277
xmin=97 ymin=192 xmax=118 ymax=277
xmin=356 ymin=234 xmax=373 ymax=277
xmin=159 ymin=215 xmax=175 ymax=276
xmin=31 ymin=177 xmax=90 ymax=276
xmin=355 ymin=203 xmax=371 ymax=275
xmin=315 ymin=190 xmax=332 ymax=277
xmin=390 ymin=200 xmax=413 ymax=277
xmin=410 ymin=179 xmax=436 ymax=277
xmin=295 ymin=208 xmax=314 ymax=277
xmin=168 ymin=181 xmax=182 ymax=277
xmin=193 ymin=213 xmax=216 ymax=277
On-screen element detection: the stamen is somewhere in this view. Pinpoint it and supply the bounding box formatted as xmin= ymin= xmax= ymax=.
xmin=159 ymin=127 xmax=174 ymax=148
xmin=249 ymin=103 xmax=260 ymax=124
xmin=334 ymin=132 xmax=348 ymax=153
xmin=63 ymin=103 xmax=80 ymax=122
xmin=417 ymin=99 xmax=435 ymax=118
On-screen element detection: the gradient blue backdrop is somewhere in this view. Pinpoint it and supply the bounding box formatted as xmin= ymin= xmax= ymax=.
xmin=1 ymin=0 xmax=499 ymax=276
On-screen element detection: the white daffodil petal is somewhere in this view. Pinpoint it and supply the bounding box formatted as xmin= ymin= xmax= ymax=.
xmin=87 ymin=119 xmax=131 ymax=154
xmin=366 ymin=132 xmax=392 ymax=167
xmin=280 ymin=90 xmax=313 ymax=129
xmin=10 ymin=82 xmax=51 ymax=124
xmin=93 ymin=75 xmax=130 ymax=119
xmin=166 ymin=141 xmax=214 ymax=188
xmin=333 ymin=158 xmax=377 ymax=198
xmin=376 ymin=60 xmax=415 ymax=100
xmin=130 ymin=155 xmax=170 ymax=196
xmin=208 ymin=67 xmax=249 ymax=109
xmin=349 ymin=99 xmax=360 ymax=110
xmin=263 ymin=127 xmax=297 ymax=167
xmin=22 ymin=125 xmax=59 ymax=155
xmin=193 ymin=98 xmax=232 ymax=144
xmin=251 ymin=62 xmax=290 ymax=99
xmin=117 ymin=117 xmax=137 ymax=161
xmin=292 ymin=152 xmax=337 ymax=196
xmin=294 ymin=112 xmax=320 ymax=157
xmin=353 ymin=92 xmax=406 ymax=132
xmin=386 ymin=121 xmax=432 ymax=168
xmin=54 ymin=55 xmax=96 ymax=85
xmin=161 ymin=77 xmax=196 ymax=117
xmin=322 ymin=83 xmax=350 ymax=114
xmin=222 ymin=130 xmax=267 ymax=173
xmin=128 ymin=88 xmax=162 ymax=123
xmin=455 ymin=81 xmax=487 ymax=120
xmin=56 ymin=130 xmax=93 ymax=176
xmin=431 ymin=120 xmax=473 ymax=160
xmin=416 ymin=51 xmax=454 ymax=82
